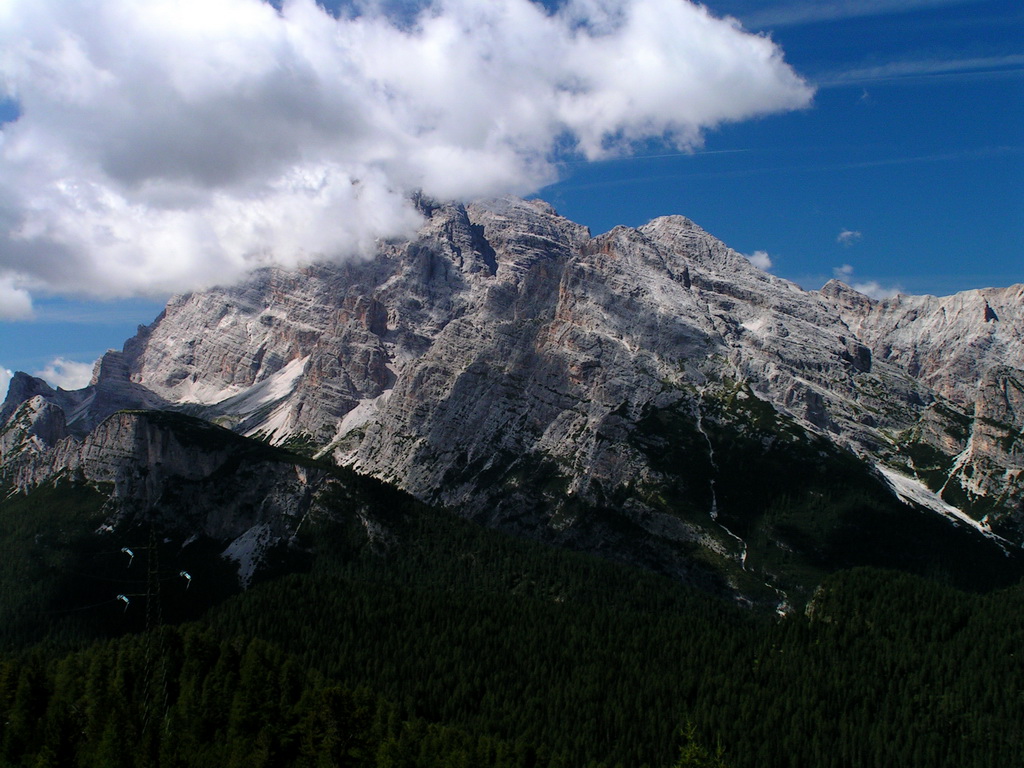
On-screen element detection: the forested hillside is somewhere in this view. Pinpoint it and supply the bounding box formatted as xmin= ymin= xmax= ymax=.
xmin=1 ymin=478 xmax=1021 ymax=767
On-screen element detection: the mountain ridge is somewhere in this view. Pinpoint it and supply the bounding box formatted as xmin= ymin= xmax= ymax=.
xmin=3 ymin=196 xmax=1021 ymax=601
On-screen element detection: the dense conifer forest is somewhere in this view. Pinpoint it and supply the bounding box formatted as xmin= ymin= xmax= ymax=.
xmin=0 ymin=474 xmax=1021 ymax=767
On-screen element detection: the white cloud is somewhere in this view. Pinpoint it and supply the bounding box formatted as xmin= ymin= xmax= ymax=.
xmin=832 ymin=264 xmax=899 ymax=300
xmin=0 ymin=275 xmax=33 ymax=319
xmin=747 ymin=250 xmax=773 ymax=271
xmin=834 ymin=263 xmax=854 ymax=280
xmin=0 ymin=367 xmax=12 ymax=400
xmin=851 ymin=280 xmax=900 ymax=300
xmin=837 ymin=229 xmax=862 ymax=246
xmin=0 ymin=0 xmax=813 ymax=304
xmin=32 ymin=357 xmax=96 ymax=391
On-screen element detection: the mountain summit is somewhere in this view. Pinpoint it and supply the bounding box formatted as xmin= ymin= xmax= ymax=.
xmin=3 ymin=198 xmax=1021 ymax=604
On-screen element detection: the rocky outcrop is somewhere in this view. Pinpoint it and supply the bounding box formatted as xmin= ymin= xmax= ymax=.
xmin=820 ymin=281 xmax=1024 ymax=535
xmin=4 ymin=411 xmax=329 ymax=537
xmin=0 ymin=374 xmax=59 ymax=426
xmin=0 ymin=357 xmax=170 ymax=439
xmin=0 ymin=395 xmax=68 ymax=466
xmin=824 ymin=281 xmax=1024 ymax=408
xmin=1 ymin=410 xmax=351 ymax=586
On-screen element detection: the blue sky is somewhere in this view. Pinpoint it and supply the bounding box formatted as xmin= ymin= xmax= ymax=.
xmin=542 ymin=0 xmax=1023 ymax=295
xmin=0 ymin=0 xmax=1021 ymax=395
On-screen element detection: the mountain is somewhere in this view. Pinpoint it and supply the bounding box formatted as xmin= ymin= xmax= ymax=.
xmin=2 ymin=197 xmax=1021 ymax=604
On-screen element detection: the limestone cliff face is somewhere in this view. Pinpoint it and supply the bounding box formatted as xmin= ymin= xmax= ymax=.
xmin=2 ymin=197 xmax=1021 ymax=591
xmin=820 ymin=280 xmax=1024 ymax=528
xmin=0 ymin=359 xmax=169 ymax=438
xmin=0 ymin=395 xmax=68 ymax=466
xmin=5 ymin=411 xmax=331 ymax=542
xmin=824 ymin=282 xmax=1024 ymax=407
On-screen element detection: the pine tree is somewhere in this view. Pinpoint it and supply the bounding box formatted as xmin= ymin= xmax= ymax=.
xmin=672 ymin=722 xmax=729 ymax=768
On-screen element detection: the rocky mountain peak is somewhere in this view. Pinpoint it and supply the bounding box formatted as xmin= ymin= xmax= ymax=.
xmin=0 ymin=373 xmax=56 ymax=426
xmin=818 ymin=279 xmax=877 ymax=312
xmin=0 ymin=394 xmax=68 ymax=467
xmin=2 ymin=197 xmax=1021 ymax=600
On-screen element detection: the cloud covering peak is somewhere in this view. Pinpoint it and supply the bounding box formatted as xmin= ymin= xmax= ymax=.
xmin=0 ymin=0 xmax=813 ymax=311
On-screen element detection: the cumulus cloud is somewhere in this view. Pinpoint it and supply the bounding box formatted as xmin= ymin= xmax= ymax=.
xmin=837 ymin=229 xmax=862 ymax=246
xmin=747 ymin=250 xmax=773 ymax=271
xmin=832 ymin=264 xmax=898 ymax=300
xmin=0 ymin=366 xmax=12 ymax=399
xmin=834 ymin=264 xmax=854 ymax=280
xmin=0 ymin=0 xmax=813 ymax=304
xmin=33 ymin=357 xmax=96 ymax=390
xmin=0 ymin=275 xmax=34 ymax=319
xmin=851 ymin=280 xmax=900 ymax=300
